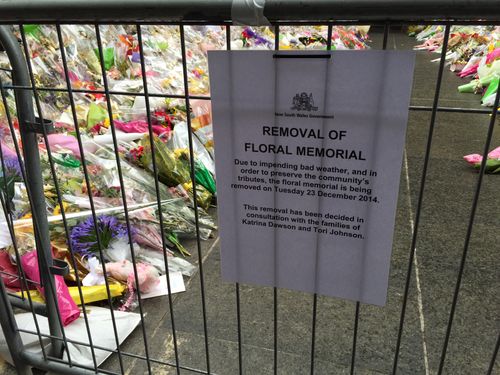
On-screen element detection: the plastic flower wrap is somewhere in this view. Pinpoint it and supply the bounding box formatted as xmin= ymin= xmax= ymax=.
xmin=140 ymin=134 xmax=191 ymax=187
xmin=278 ymin=26 xmax=329 ymax=50
xmin=38 ymin=150 xmax=90 ymax=213
xmin=183 ymin=26 xmax=226 ymax=95
xmin=60 ymin=25 xmax=103 ymax=86
xmin=182 ymin=181 xmax=213 ymax=211
xmin=8 ymin=211 xmax=37 ymax=256
xmin=0 ymin=251 xmax=21 ymax=290
xmin=131 ymin=220 xmax=169 ymax=254
xmin=79 ymin=248 xmax=161 ymax=310
xmin=60 ymin=140 xmax=217 ymax=242
xmin=111 ymin=260 xmax=160 ymax=311
xmin=84 ymin=140 xmax=173 ymax=201
xmin=190 ymin=100 xmax=212 ymax=131
xmin=105 ymin=260 xmax=159 ymax=294
xmin=18 ymin=283 xmax=126 ymax=306
xmin=171 ymin=121 xmax=215 ymax=175
xmin=114 ymin=119 xmax=171 ymax=137
xmin=21 ymin=250 xmax=81 ymax=326
xmin=117 ymin=137 xmax=218 ymax=239
xmin=175 ymin=148 xmax=215 ymax=194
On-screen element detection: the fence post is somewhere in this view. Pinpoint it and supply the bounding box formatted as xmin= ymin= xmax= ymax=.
xmin=0 ymin=26 xmax=65 ymax=359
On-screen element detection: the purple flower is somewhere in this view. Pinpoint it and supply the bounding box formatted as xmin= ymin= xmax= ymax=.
xmin=131 ymin=52 xmax=141 ymax=63
xmin=242 ymin=27 xmax=273 ymax=48
xmin=70 ymin=215 xmax=130 ymax=257
xmin=2 ymin=155 xmax=22 ymax=180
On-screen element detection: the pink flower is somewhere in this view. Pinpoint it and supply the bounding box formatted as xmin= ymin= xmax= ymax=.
xmin=463 ymin=153 xmax=482 ymax=165
xmin=486 ymin=48 xmax=500 ymax=65
xmin=487 ymin=146 xmax=500 ymax=160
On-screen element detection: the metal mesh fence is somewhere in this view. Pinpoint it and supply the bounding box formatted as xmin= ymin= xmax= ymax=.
xmin=0 ymin=2 xmax=498 ymax=374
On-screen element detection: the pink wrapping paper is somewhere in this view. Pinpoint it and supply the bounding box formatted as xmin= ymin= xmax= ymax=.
xmin=114 ymin=120 xmax=168 ymax=136
xmin=0 ymin=142 xmax=17 ymax=159
xmin=458 ymin=65 xmax=478 ymax=78
xmin=106 ymin=260 xmax=160 ymax=312
xmin=105 ymin=260 xmax=159 ymax=293
xmin=0 ymin=251 xmax=21 ymax=290
xmin=21 ymin=250 xmax=80 ymax=326
xmin=486 ymin=48 xmax=500 ymax=65
xmin=46 ymin=134 xmax=81 ymax=159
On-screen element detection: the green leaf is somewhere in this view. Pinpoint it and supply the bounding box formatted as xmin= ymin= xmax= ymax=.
xmin=485 ymin=159 xmax=500 ymax=173
xmin=157 ymin=41 xmax=168 ymax=51
xmin=0 ymin=175 xmax=17 ymax=203
xmin=167 ymin=232 xmax=191 ymax=257
xmin=87 ymin=103 xmax=108 ymax=128
xmin=94 ymin=47 xmax=115 ymax=71
xmin=23 ymin=24 xmax=40 ymax=36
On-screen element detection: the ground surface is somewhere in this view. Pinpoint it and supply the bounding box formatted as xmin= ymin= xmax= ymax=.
xmin=1 ymin=30 xmax=499 ymax=375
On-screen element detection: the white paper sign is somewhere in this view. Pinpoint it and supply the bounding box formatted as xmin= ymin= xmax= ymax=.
xmin=208 ymin=51 xmax=415 ymax=305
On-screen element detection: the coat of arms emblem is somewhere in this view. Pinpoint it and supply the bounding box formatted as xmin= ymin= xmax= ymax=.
xmin=291 ymin=92 xmax=318 ymax=111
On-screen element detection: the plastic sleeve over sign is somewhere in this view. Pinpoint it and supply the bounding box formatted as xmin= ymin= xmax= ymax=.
xmin=231 ymin=0 xmax=270 ymax=26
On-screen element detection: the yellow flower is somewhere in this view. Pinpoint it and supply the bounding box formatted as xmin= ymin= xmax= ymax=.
xmin=53 ymin=201 xmax=70 ymax=215
xmin=102 ymin=114 xmax=118 ymax=128
xmin=174 ymin=148 xmax=188 ymax=159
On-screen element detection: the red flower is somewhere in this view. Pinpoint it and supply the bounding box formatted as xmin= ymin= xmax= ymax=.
xmin=129 ymin=146 xmax=144 ymax=160
xmin=89 ymin=123 xmax=102 ymax=134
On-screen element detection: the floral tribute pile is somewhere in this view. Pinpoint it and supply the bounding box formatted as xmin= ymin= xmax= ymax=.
xmin=409 ymin=26 xmax=499 ymax=173
xmin=0 ymin=25 xmax=370 ymax=319
xmin=410 ymin=25 xmax=500 ymax=107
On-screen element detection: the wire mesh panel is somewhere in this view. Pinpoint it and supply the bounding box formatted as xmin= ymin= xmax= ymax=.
xmin=0 ymin=2 xmax=498 ymax=374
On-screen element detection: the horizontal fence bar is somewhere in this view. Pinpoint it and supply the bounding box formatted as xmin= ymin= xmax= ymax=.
xmin=1 ymin=85 xmax=210 ymax=100
xmin=8 ymin=295 xmax=47 ymax=315
xmin=1 ymin=86 xmax=496 ymax=115
xmin=0 ymin=20 xmax=499 ymax=26
xmin=21 ymin=351 xmax=116 ymax=375
xmin=0 ymin=270 xmax=41 ymax=287
xmin=409 ymin=105 xmax=496 ymax=115
xmin=0 ymin=0 xmax=498 ymax=22
xmin=18 ymin=328 xmax=212 ymax=375
xmin=273 ymin=54 xmax=331 ymax=58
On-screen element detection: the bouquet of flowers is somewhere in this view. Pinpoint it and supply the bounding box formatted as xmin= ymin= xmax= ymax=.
xmin=464 ymin=146 xmax=500 ymax=173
